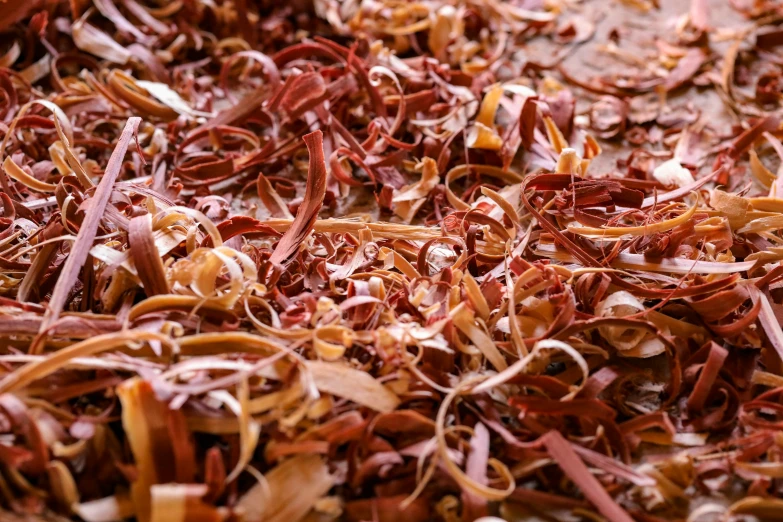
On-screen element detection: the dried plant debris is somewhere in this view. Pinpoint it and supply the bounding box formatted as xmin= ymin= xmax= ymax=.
xmin=1 ymin=0 xmax=783 ymax=521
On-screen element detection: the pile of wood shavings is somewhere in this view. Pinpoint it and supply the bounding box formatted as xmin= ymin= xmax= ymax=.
xmin=1 ymin=0 xmax=783 ymax=520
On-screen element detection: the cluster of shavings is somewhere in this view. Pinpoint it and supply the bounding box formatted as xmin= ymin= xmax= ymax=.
xmin=1 ymin=0 xmax=783 ymax=521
